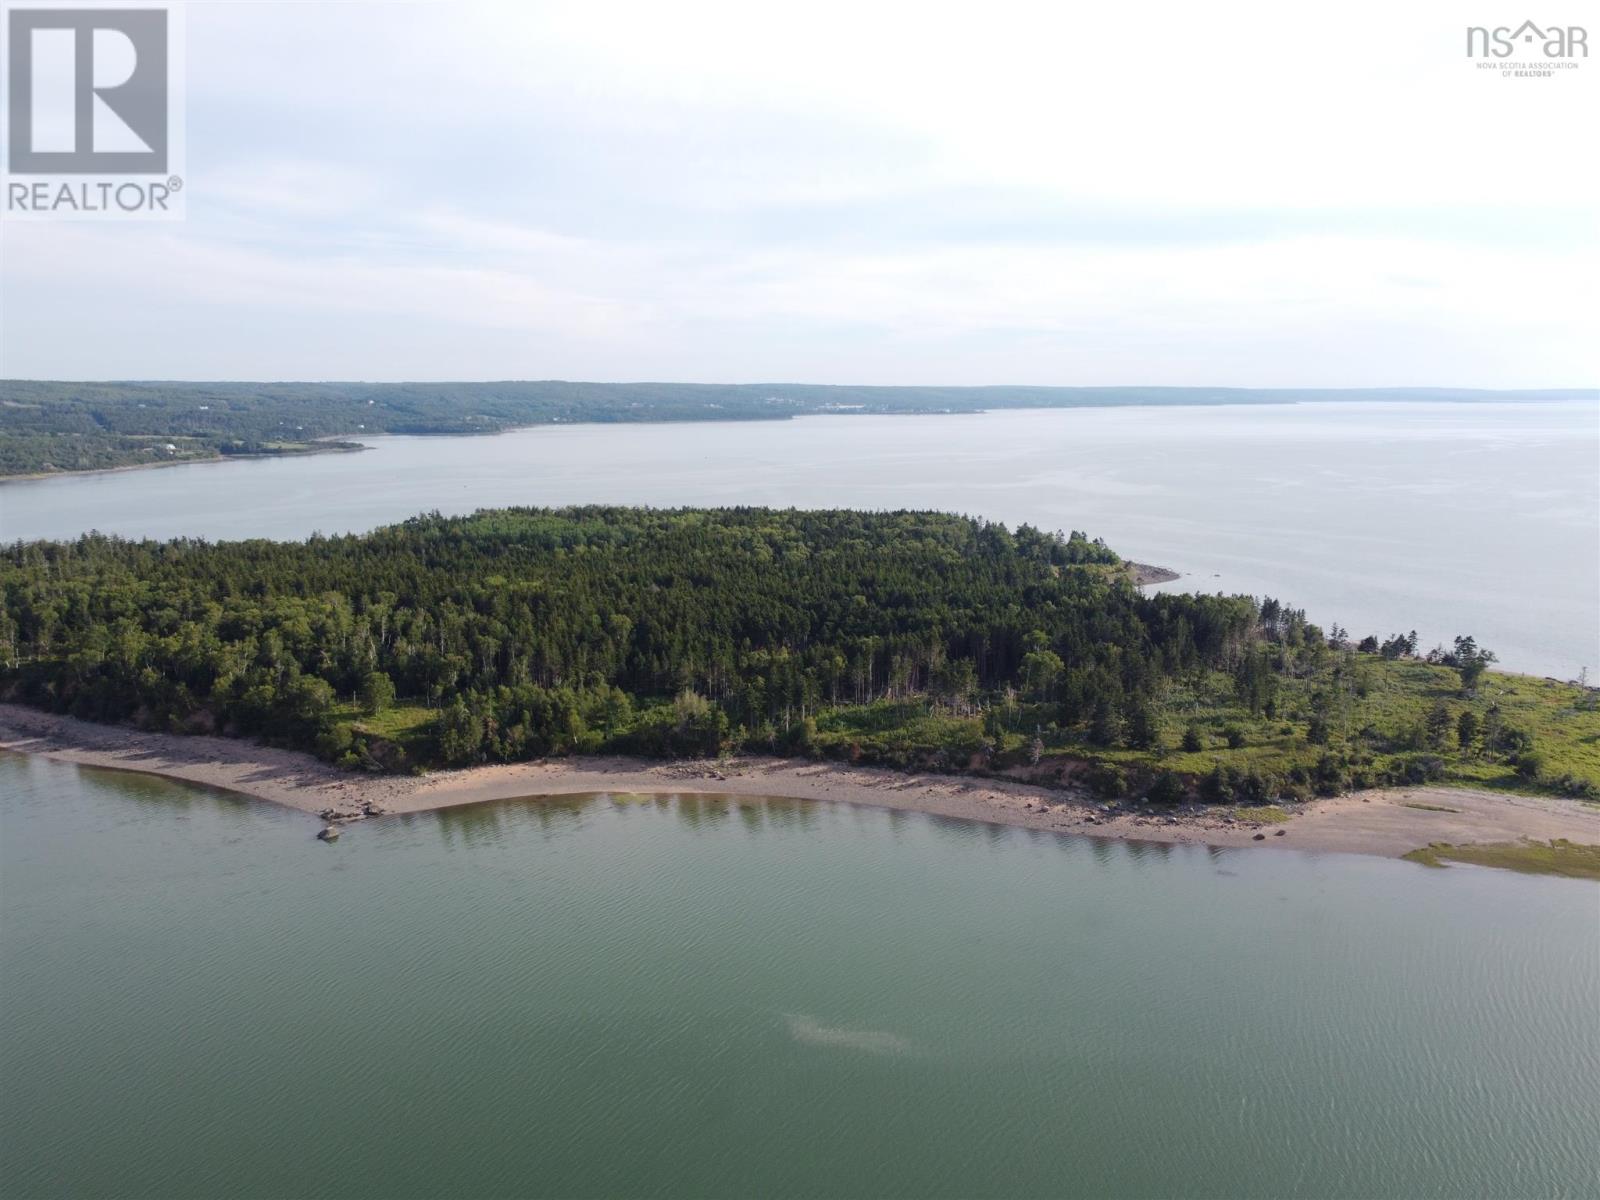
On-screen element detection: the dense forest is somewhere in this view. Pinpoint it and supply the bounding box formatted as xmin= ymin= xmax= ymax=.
xmin=3 ymin=381 xmax=1591 ymax=476
xmin=2 ymin=508 xmax=1596 ymax=802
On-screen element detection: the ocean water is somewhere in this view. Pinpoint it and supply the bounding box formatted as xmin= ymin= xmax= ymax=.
xmin=2 ymin=400 xmax=1595 ymax=677
xmin=2 ymin=753 xmax=1597 ymax=1199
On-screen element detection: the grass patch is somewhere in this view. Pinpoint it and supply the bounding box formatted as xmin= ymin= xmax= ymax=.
xmin=812 ymin=702 xmax=987 ymax=768
xmin=1031 ymin=658 xmax=1599 ymax=802
xmin=1402 ymin=802 xmax=1461 ymax=813
xmin=1224 ymin=805 xmax=1291 ymax=824
xmin=1402 ymin=839 xmax=1600 ymax=881
xmin=333 ymin=701 xmax=436 ymax=739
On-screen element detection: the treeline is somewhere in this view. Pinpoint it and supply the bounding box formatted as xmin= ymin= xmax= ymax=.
xmin=1 ymin=507 xmax=1249 ymax=767
xmin=4 ymin=381 xmax=1590 ymax=475
xmin=4 ymin=507 xmax=1589 ymax=799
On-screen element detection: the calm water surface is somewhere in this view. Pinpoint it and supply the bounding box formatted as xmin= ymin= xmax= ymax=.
xmin=2 ymin=400 xmax=1595 ymax=677
xmin=2 ymin=754 xmax=1597 ymax=1199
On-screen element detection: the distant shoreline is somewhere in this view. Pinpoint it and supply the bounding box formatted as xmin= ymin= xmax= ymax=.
xmin=0 ymin=439 xmax=363 ymax=484
xmin=5 ymin=387 xmax=1594 ymax=482
xmin=4 ymin=704 xmax=1594 ymax=867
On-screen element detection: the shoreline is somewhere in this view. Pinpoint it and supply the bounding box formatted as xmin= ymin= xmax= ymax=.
xmin=4 ymin=703 xmax=1595 ymax=864
xmin=1127 ymin=561 xmax=1181 ymax=586
xmin=0 ymin=439 xmax=364 ymax=484
xmin=4 ymin=390 xmax=1593 ymax=484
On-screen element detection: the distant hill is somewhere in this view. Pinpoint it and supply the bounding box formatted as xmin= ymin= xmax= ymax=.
xmin=2 ymin=380 xmax=1594 ymax=477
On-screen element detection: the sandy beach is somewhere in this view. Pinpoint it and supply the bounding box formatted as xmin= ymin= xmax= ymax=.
xmin=3 ymin=702 xmax=1596 ymax=860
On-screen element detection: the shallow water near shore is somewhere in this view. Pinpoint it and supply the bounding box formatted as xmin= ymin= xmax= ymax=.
xmin=3 ymin=754 xmax=1597 ymax=1199
xmin=2 ymin=400 xmax=1595 ymax=677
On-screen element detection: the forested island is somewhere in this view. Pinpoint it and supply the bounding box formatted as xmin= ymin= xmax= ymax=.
xmin=3 ymin=380 xmax=1593 ymax=476
xmin=3 ymin=508 xmax=1595 ymax=805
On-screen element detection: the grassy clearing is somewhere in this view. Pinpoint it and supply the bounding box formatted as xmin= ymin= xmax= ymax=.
xmin=1402 ymin=839 xmax=1600 ymax=881
xmin=813 ymin=703 xmax=987 ymax=764
xmin=1224 ymin=805 xmax=1291 ymax=824
xmin=1033 ymin=659 xmax=1599 ymax=801
xmin=331 ymin=701 xmax=437 ymax=756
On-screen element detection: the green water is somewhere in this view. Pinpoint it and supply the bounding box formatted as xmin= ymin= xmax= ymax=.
xmin=2 ymin=754 xmax=1597 ymax=1199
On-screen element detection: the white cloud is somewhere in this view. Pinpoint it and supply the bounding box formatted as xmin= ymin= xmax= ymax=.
xmin=1 ymin=0 xmax=1594 ymax=383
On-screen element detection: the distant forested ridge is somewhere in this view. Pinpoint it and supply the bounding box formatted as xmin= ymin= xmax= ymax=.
xmin=2 ymin=380 xmax=1593 ymax=476
xmin=3 ymin=507 xmax=1594 ymax=801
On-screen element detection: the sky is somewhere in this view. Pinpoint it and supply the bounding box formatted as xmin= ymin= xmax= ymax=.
xmin=0 ymin=0 xmax=1595 ymax=385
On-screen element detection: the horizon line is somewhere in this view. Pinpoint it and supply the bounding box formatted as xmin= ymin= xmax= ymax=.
xmin=3 ymin=380 xmax=1596 ymax=393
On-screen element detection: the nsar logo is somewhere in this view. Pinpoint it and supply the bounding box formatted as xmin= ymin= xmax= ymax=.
xmin=1467 ymin=20 xmax=1586 ymax=60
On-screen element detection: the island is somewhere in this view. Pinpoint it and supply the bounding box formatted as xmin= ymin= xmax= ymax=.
xmin=2 ymin=507 xmax=1596 ymax=871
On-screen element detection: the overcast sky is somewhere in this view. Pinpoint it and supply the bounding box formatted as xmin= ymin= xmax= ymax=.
xmin=1 ymin=0 xmax=1595 ymax=385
